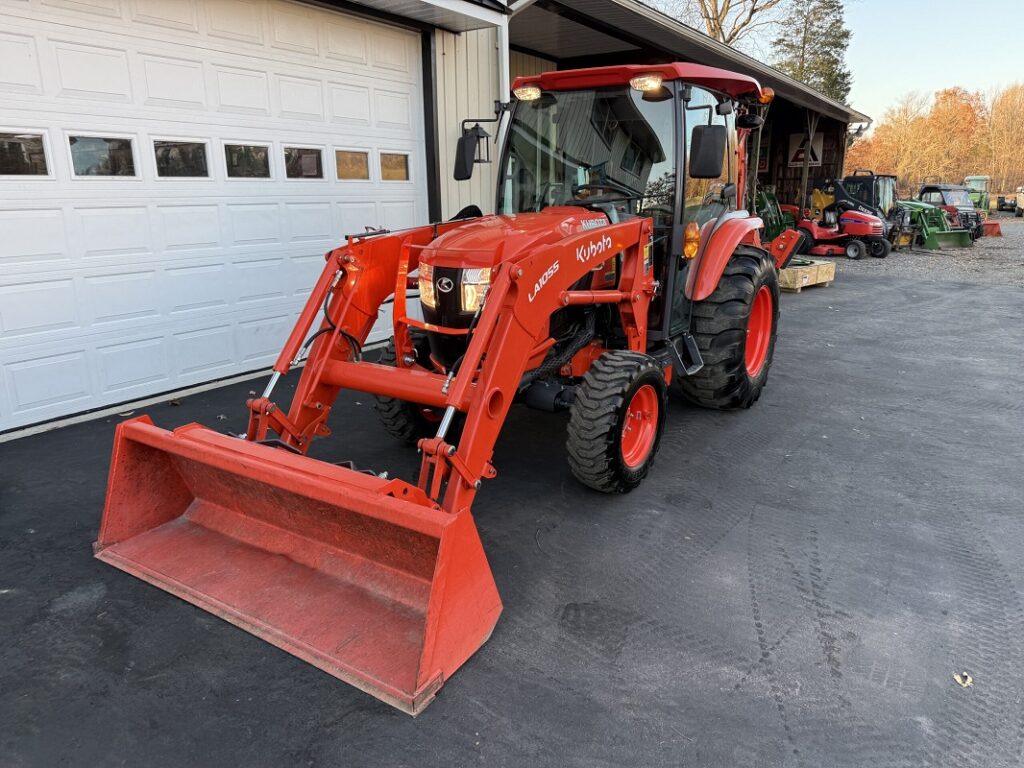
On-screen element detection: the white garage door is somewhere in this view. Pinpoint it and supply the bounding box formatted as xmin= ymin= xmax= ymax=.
xmin=0 ymin=0 xmax=429 ymax=432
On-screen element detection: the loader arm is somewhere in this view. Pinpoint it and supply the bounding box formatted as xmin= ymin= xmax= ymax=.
xmin=247 ymin=216 xmax=655 ymax=512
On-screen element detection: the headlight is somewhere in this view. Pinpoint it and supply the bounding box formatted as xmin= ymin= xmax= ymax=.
xmin=418 ymin=263 xmax=436 ymax=309
xmin=461 ymin=267 xmax=491 ymax=312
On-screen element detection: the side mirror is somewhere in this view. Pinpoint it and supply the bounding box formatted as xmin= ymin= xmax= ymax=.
xmin=721 ymin=182 xmax=737 ymax=202
xmin=453 ymin=127 xmax=482 ymax=181
xmin=735 ymin=113 xmax=763 ymax=130
xmin=689 ymin=124 xmax=727 ymax=179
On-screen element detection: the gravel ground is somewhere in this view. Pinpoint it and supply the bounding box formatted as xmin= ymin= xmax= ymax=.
xmin=822 ymin=211 xmax=1024 ymax=286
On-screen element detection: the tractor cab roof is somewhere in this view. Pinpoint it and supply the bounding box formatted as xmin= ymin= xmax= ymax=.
xmin=512 ymin=63 xmax=764 ymax=100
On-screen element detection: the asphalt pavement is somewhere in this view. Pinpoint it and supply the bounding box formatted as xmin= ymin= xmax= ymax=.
xmin=2 ymin=270 xmax=1022 ymax=767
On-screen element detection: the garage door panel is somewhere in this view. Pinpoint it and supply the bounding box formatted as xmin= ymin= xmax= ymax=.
xmin=0 ymin=279 xmax=79 ymax=339
xmin=329 ymin=83 xmax=372 ymax=126
xmin=96 ymin=335 xmax=170 ymax=393
xmin=4 ymin=349 xmax=93 ymax=416
xmin=207 ymin=0 xmax=265 ymax=46
xmin=172 ymin=324 xmax=235 ymax=376
xmin=286 ymin=202 xmax=333 ymax=242
xmin=237 ymin=314 xmax=292 ymax=363
xmin=141 ymin=54 xmax=207 ymax=109
xmin=78 ymin=207 xmax=152 ymax=258
xmin=271 ymin=5 xmax=319 ymax=55
xmin=214 ymin=65 xmax=271 ymax=116
xmin=0 ymin=0 xmax=428 ymax=431
xmin=369 ymin=28 xmax=416 ymax=74
xmin=0 ymin=31 xmax=44 ymax=95
xmin=165 ymin=263 xmax=231 ymax=314
xmin=374 ymin=89 xmax=412 ymax=130
xmin=53 ymin=41 xmax=132 ymax=102
xmin=336 ymin=201 xmax=379 ymax=234
xmin=42 ymin=0 xmax=122 ymax=20
xmin=235 ymin=257 xmax=289 ymax=304
xmin=276 ymin=74 xmax=324 ymax=120
xmin=228 ymin=203 xmax=281 ymax=244
xmin=160 ymin=205 xmax=222 ymax=250
xmin=0 ymin=209 xmax=69 ymax=266
xmin=82 ymin=270 xmax=160 ymax=325
xmin=131 ymin=0 xmax=199 ymax=33
xmin=325 ymin=19 xmax=367 ymax=65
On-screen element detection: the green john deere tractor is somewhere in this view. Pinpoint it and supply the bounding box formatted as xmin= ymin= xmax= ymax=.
xmin=843 ymin=170 xmax=972 ymax=250
xmin=963 ymin=175 xmax=992 ymax=213
xmin=897 ymin=200 xmax=974 ymax=249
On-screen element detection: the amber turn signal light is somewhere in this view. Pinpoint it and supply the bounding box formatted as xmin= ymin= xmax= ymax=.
xmin=758 ymin=87 xmax=775 ymax=104
xmin=683 ymin=221 xmax=700 ymax=259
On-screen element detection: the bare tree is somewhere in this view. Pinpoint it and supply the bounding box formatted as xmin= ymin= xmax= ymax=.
xmin=644 ymin=0 xmax=791 ymax=48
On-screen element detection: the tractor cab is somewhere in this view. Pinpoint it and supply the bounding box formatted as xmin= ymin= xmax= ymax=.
xmin=918 ymin=183 xmax=984 ymax=239
xmin=438 ymin=64 xmax=775 ymax=363
xmin=842 ymin=171 xmax=898 ymax=217
xmin=963 ymin=175 xmax=991 ymax=211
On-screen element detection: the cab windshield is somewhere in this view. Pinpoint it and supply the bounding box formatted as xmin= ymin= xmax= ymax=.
xmin=496 ymin=87 xmax=676 ymax=219
xmin=942 ymin=188 xmax=973 ymax=207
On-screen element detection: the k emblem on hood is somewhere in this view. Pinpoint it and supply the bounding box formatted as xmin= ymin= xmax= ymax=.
xmin=437 ymin=277 xmax=454 ymax=293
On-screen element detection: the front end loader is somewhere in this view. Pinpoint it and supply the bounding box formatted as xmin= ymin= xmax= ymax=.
xmin=96 ymin=63 xmax=798 ymax=714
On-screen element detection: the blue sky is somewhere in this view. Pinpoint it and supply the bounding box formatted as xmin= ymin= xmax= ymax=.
xmin=843 ymin=0 xmax=1023 ymax=124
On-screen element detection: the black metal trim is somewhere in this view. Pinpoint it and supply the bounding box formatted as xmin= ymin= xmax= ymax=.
xmin=421 ymin=29 xmax=442 ymax=222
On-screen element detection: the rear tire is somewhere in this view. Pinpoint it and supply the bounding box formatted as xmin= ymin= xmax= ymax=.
xmin=845 ymin=239 xmax=866 ymax=260
xmin=374 ymin=336 xmax=443 ymax=444
xmin=868 ymin=237 xmax=891 ymax=258
xmin=567 ymin=351 xmax=667 ymax=493
xmin=675 ymin=246 xmax=779 ymax=410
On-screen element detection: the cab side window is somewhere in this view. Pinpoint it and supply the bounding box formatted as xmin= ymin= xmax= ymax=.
xmin=683 ymin=87 xmax=733 ymax=226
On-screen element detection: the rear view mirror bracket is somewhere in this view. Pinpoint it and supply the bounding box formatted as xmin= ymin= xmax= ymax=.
xmin=453 ymin=101 xmax=510 ymax=181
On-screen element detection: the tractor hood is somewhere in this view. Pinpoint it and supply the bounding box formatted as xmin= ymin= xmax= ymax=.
xmin=896 ymin=200 xmax=939 ymax=212
xmin=420 ymin=208 xmax=610 ymax=270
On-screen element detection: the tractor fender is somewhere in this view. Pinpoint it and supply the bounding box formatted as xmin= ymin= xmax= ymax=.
xmin=686 ymin=214 xmax=764 ymax=301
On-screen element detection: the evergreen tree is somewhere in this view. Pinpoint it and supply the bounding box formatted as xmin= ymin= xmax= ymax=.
xmin=772 ymin=0 xmax=853 ymax=103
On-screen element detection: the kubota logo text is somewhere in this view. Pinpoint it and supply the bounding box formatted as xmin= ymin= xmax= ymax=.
xmin=576 ymin=234 xmax=614 ymax=264
xmin=528 ymin=261 xmax=560 ymax=303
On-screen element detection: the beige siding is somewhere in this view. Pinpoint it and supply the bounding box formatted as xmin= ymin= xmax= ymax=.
xmin=435 ymin=36 xmax=556 ymax=219
xmin=510 ymin=49 xmax=554 ymax=80
xmin=435 ymin=28 xmax=500 ymax=218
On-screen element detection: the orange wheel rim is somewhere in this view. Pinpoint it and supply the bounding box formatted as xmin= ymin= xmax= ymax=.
xmin=745 ymin=285 xmax=773 ymax=377
xmin=621 ymin=384 xmax=658 ymax=469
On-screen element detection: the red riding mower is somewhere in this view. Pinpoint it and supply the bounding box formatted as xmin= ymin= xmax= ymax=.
xmin=784 ymin=178 xmax=889 ymax=260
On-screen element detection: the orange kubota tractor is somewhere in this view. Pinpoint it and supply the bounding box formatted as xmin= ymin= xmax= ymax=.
xmin=95 ymin=63 xmax=799 ymax=714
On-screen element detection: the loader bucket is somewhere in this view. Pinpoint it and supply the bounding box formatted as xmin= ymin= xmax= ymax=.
xmin=95 ymin=417 xmax=501 ymax=715
xmin=934 ymin=230 xmax=974 ymax=249
xmin=983 ymin=220 xmax=1002 ymax=237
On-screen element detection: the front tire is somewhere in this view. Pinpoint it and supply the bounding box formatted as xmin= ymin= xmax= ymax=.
xmin=374 ymin=336 xmax=443 ymax=444
xmin=845 ymin=239 xmax=866 ymax=260
xmin=675 ymin=246 xmax=780 ymax=410
xmin=567 ymin=351 xmax=667 ymax=493
xmin=868 ymin=237 xmax=891 ymax=258
xmin=1015 ymin=206 xmax=1023 ymax=218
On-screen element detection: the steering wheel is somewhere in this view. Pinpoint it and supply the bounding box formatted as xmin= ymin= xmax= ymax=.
xmin=570 ymin=180 xmax=641 ymax=201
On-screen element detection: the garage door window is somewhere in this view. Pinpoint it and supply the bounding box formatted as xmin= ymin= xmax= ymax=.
xmin=336 ymin=149 xmax=370 ymax=181
xmin=380 ymin=152 xmax=409 ymax=181
xmin=225 ymin=143 xmax=271 ymax=178
xmin=154 ymin=140 xmax=209 ymax=178
xmin=69 ymin=135 xmax=136 ymax=177
xmin=284 ymin=147 xmax=323 ymax=179
xmin=0 ymin=132 xmax=48 ymax=176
